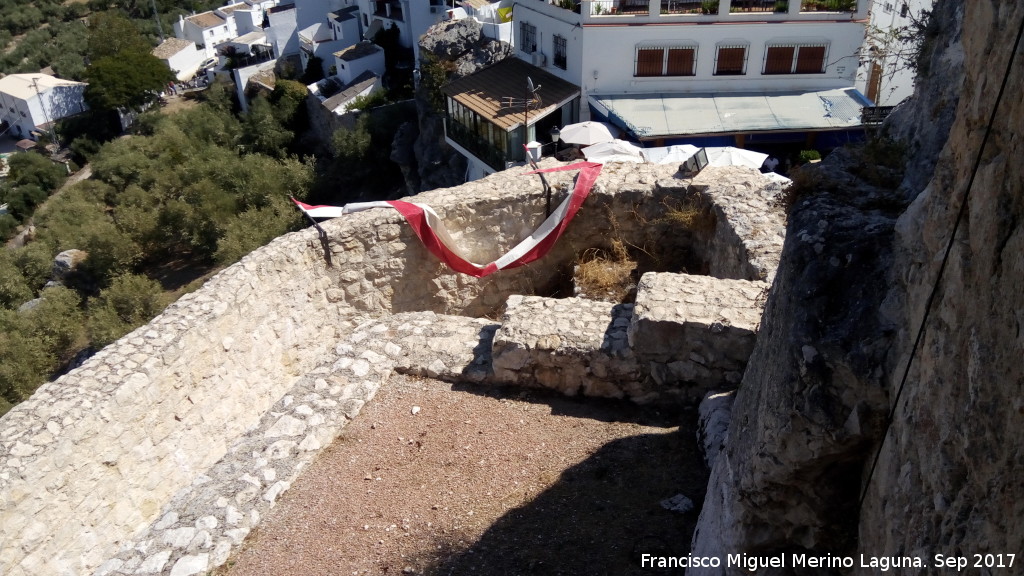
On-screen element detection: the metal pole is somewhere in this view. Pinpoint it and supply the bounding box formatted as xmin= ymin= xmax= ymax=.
xmin=31 ymin=78 xmax=60 ymax=150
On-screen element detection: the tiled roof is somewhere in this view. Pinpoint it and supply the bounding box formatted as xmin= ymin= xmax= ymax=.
xmin=334 ymin=41 xmax=383 ymax=62
xmin=217 ymin=2 xmax=248 ymax=15
xmin=0 ymin=74 xmax=85 ymax=100
xmin=442 ymin=57 xmax=581 ymax=131
xmin=322 ymin=71 xmax=379 ymax=113
xmin=152 ymin=37 xmax=195 ymax=59
xmin=186 ymin=11 xmax=226 ymax=29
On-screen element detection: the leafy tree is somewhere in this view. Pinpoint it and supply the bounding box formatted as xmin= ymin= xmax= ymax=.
xmin=0 ymin=252 xmax=33 ymax=309
xmin=0 ymin=312 xmax=53 ymax=409
xmin=241 ymin=96 xmax=293 ymax=157
xmin=87 ymin=273 xmax=165 ymax=347
xmin=83 ymin=13 xmax=173 ymax=112
xmin=300 ymin=55 xmax=325 ymax=84
xmin=25 ymin=286 xmax=86 ymax=354
xmin=7 ymin=153 xmax=67 ymax=192
xmin=13 ymin=242 xmax=55 ymax=294
xmin=84 ymin=50 xmax=174 ymax=111
xmin=86 ymin=11 xmax=153 ymax=60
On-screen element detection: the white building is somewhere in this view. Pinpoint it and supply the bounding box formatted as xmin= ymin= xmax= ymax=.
xmin=298 ymin=6 xmax=362 ymax=77
xmin=0 ymin=74 xmax=88 ymax=141
xmin=444 ymin=0 xmax=875 ymax=179
xmin=175 ymin=2 xmax=271 ymax=57
xmin=355 ymin=0 xmax=450 ymax=67
xmin=153 ymin=37 xmax=207 ymax=81
xmin=856 ymin=0 xmax=933 ymax=106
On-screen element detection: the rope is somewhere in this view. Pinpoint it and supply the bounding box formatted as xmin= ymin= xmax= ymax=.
xmin=858 ymin=10 xmax=1024 ymax=508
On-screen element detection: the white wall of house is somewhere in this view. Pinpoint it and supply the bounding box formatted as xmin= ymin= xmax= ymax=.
xmin=0 ymin=76 xmax=87 ymax=140
xmin=855 ymin=0 xmax=932 ymax=106
xmin=580 ymin=22 xmax=865 ymax=94
xmin=516 ymin=0 xmax=869 ymax=122
xmin=232 ymin=8 xmax=264 ymax=35
xmin=165 ymin=45 xmax=207 ymax=81
xmin=297 ymin=0 xmax=347 ymax=29
xmin=233 ymin=59 xmax=279 ymax=113
xmin=355 ymin=0 xmax=447 ymax=66
xmin=268 ymin=5 xmax=300 ymax=56
xmin=334 ymin=46 xmax=386 ymax=85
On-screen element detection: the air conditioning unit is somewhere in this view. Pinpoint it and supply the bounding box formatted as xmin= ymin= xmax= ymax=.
xmin=532 ymin=51 xmax=547 ymax=67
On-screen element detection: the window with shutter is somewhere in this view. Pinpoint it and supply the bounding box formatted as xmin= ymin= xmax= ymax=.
xmin=764 ymin=46 xmax=795 ymax=74
xmin=666 ymin=48 xmax=695 ymax=76
xmin=715 ymin=46 xmax=747 ymax=75
xmin=636 ymin=49 xmax=663 ymax=76
xmin=795 ymin=45 xmax=826 ymax=73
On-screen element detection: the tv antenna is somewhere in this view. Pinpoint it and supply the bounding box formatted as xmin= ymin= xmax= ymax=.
xmin=502 ymin=77 xmax=553 ymax=216
xmin=500 ymin=76 xmax=543 ymax=134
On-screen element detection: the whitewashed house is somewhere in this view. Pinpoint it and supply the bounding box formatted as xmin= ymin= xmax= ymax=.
xmin=153 ymin=37 xmax=207 ymax=81
xmin=355 ymin=0 xmax=450 ymax=67
xmin=444 ymin=0 xmax=876 ymax=179
xmin=298 ymin=6 xmax=362 ymax=77
xmin=175 ymin=2 xmax=274 ymax=57
xmin=267 ymin=3 xmax=301 ymax=57
xmin=855 ymin=0 xmax=933 ymax=106
xmin=0 ymin=74 xmax=88 ymax=141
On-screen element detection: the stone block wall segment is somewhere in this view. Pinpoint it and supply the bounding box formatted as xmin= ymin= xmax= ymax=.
xmin=491 ymin=295 xmax=641 ymax=400
xmin=628 ymin=273 xmax=769 ymax=399
xmin=692 ymin=167 xmax=787 ymax=282
xmin=93 ymin=311 xmax=499 ymax=575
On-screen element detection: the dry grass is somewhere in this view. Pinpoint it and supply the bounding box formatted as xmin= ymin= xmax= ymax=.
xmin=573 ymin=239 xmax=637 ymax=303
xmin=659 ymin=197 xmax=714 ymax=234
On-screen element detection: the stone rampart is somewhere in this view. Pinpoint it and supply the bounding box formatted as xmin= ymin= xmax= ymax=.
xmin=0 ymin=162 xmax=785 ymax=576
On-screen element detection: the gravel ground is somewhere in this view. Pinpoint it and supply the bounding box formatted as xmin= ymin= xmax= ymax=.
xmin=219 ymin=374 xmax=708 ymax=576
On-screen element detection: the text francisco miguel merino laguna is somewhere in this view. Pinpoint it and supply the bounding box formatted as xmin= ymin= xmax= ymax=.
xmin=639 ymin=552 xmax=993 ymax=571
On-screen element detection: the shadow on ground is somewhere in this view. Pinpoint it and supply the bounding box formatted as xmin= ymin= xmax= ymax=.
xmin=414 ymin=392 xmax=707 ymax=576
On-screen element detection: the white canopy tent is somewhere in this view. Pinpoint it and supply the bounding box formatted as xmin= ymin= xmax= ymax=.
xmin=704 ymin=147 xmax=769 ymax=170
xmin=581 ymin=139 xmax=645 ymax=163
xmin=558 ymin=121 xmax=617 ymax=146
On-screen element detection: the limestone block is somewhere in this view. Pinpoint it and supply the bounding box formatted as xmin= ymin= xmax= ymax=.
xmin=629 ymin=273 xmax=766 ymax=391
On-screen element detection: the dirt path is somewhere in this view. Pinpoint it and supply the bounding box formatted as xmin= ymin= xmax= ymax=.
xmin=5 ymin=164 xmax=91 ymax=249
xmin=219 ymin=375 xmax=708 ymax=576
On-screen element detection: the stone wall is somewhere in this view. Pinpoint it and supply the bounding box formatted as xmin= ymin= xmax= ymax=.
xmin=0 ymin=162 xmax=785 ymax=575
xmin=0 ymin=234 xmax=345 ymax=576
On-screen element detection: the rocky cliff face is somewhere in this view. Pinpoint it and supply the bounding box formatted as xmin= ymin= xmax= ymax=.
xmin=861 ymin=0 xmax=1024 ymax=564
xmin=691 ymin=0 xmax=1023 ymax=571
xmin=405 ymin=19 xmax=512 ymax=192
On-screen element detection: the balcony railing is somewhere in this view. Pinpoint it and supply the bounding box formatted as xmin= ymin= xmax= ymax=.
xmin=446 ymin=117 xmax=509 ymax=172
xmin=800 ymin=0 xmax=856 ymax=12
xmin=730 ymin=0 xmax=787 ymax=13
xmin=372 ymin=0 xmax=404 ymax=21
xmin=591 ymin=0 xmax=650 ymax=16
xmin=660 ymin=1 xmax=703 ymax=14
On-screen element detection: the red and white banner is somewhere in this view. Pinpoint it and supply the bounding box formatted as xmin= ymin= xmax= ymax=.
xmin=292 ymin=162 xmax=603 ymax=278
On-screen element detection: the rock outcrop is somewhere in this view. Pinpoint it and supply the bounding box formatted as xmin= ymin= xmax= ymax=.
xmin=691 ymin=0 xmax=1023 ymax=572
xmin=410 ymin=18 xmax=511 ymax=192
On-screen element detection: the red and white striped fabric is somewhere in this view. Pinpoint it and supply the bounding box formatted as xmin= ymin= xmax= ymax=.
xmin=292 ymin=161 xmax=603 ymax=278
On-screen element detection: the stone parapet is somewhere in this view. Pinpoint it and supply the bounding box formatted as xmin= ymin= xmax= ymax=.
xmin=92 ymin=311 xmax=496 ymax=576
xmin=0 ymin=232 xmax=344 ymax=576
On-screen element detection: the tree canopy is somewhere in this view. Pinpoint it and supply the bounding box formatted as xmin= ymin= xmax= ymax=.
xmin=83 ymin=12 xmax=173 ymax=111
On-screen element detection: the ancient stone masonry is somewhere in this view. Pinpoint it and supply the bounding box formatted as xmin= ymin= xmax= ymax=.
xmin=0 ymin=162 xmax=785 ymax=575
